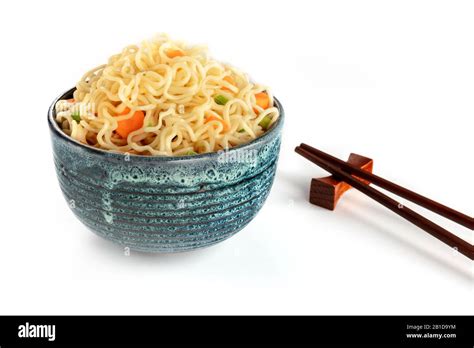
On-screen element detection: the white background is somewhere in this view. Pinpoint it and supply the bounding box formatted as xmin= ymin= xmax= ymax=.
xmin=0 ymin=0 xmax=472 ymax=315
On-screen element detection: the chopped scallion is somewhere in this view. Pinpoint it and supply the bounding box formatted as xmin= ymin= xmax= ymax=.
xmin=71 ymin=111 xmax=81 ymax=123
xmin=214 ymin=95 xmax=229 ymax=105
xmin=258 ymin=115 xmax=272 ymax=130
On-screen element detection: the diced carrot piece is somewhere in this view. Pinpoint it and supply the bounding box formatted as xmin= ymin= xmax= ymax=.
xmin=222 ymin=76 xmax=237 ymax=92
xmin=115 ymin=107 xmax=145 ymax=138
xmin=167 ymin=49 xmax=184 ymax=58
xmin=253 ymin=92 xmax=270 ymax=114
xmin=67 ymin=98 xmax=75 ymax=103
xmin=205 ymin=113 xmax=230 ymax=133
xmin=255 ymin=92 xmax=270 ymax=109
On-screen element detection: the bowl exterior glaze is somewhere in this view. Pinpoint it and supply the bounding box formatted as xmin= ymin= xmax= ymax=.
xmin=48 ymin=88 xmax=284 ymax=252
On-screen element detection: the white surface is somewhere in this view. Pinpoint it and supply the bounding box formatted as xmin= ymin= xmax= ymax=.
xmin=0 ymin=0 xmax=472 ymax=315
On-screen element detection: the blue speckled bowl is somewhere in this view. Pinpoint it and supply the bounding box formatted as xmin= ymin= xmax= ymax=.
xmin=48 ymin=88 xmax=284 ymax=252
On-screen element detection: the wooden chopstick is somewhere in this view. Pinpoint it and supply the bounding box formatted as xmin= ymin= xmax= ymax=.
xmin=300 ymin=143 xmax=474 ymax=230
xmin=295 ymin=146 xmax=474 ymax=260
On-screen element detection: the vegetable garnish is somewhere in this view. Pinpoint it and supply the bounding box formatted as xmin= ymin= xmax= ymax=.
xmin=255 ymin=92 xmax=270 ymax=109
xmin=214 ymin=95 xmax=229 ymax=105
xmin=238 ymin=128 xmax=245 ymax=133
xmin=71 ymin=111 xmax=81 ymax=123
xmin=115 ymin=108 xmax=145 ymax=138
xmin=167 ymin=49 xmax=184 ymax=58
xmin=67 ymin=98 xmax=75 ymax=103
xmin=222 ymin=76 xmax=237 ymax=92
xmin=258 ymin=115 xmax=272 ymax=130
xmin=184 ymin=150 xmax=198 ymax=156
xmin=253 ymin=92 xmax=270 ymax=114
xmin=205 ymin=113 xmax=230 ymax=133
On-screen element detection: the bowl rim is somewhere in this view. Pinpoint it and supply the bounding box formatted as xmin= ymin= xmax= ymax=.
xmin=48 ymin=87 xmax=284 ymax=161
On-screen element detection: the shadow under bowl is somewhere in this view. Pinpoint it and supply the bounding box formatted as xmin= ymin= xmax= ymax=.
xmin=48 ymin=88 xmax=284 ymax=252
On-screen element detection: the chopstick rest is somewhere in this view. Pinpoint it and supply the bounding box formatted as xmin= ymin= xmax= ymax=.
xmin=310 ymin=153 xmax=373 ymax=210
xmin=300 ymin=143 xmax=473 ymax=230
xmin=295 ymin=144 xmax=474 ymax=260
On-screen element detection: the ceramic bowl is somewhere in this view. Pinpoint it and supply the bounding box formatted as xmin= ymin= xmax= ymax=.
xmin=48 ymin=88 xmax=284 ymax=252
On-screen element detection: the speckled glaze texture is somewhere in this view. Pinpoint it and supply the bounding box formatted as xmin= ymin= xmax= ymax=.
xmin=48 ymin=88 xmax=284 ymax=252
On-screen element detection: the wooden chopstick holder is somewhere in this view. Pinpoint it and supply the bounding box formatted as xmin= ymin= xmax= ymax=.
xmin=300 ymin=143 xmax=474 ymax=230
xmin=310 ymin=153 xmax=373 ymax=210
xmin=295 ymin=145 xmax=474 ymax=260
